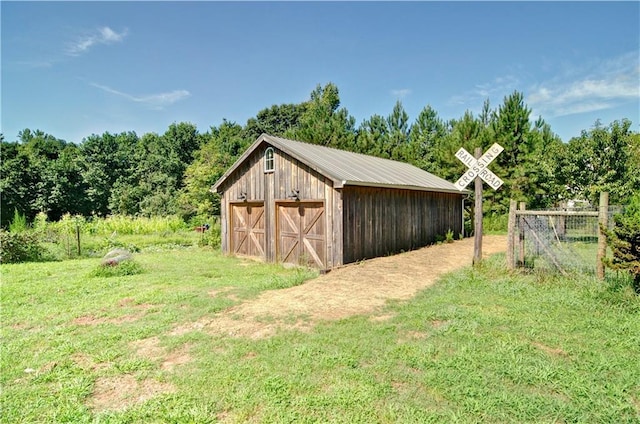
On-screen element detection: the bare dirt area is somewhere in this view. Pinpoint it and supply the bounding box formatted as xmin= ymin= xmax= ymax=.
xmin=172 ymin=235 xmax=507 ymax=339
xmin=87 ymin=374 xmax=175 ymax=412
xmin=85 ymin=337 xmax=191 ymax=412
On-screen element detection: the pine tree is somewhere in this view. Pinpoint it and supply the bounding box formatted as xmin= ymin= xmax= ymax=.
xmin=604 ymin=193 xmax=640 ymax=293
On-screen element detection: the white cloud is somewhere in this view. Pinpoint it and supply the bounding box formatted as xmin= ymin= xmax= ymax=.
xmin=90 ymin=83 xmax=191 ymax=109
xmin=448 ymin=52 xmax=639 ymax=120
xmin=67 ymin=26 xmax=128 ymax=56
xmin=99 ymin=27 xmax=126 ymax=43
xmin=448 ymin=75 xmax=520 ymax=107
xmin=391 ymin=89 xmax=411 ymax=99
xmin=528 ymin=55 xmax=639 ymax=117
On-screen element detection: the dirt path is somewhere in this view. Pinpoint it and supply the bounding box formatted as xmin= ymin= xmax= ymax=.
xmin=172 ymin=235 xmax=507 ymax=339
xmin=88 ymin=236 xmax=507 ymax=412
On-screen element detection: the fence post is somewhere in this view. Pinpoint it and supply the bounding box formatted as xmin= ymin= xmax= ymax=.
xmin=558 ymin=200 xmax=567 ymax=240
xmin=518 ymin=202 xmax=526 ymax=266
xmin=596 ymin=192 xmax=609 ymax=280
xmin=507 ymin=199 xmax=517 ymax=270
xmin=76 ymin=223 xmax=82 ymax=257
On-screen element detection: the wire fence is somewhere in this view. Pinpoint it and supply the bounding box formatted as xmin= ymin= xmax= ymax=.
xmin=508 ymin=204 xmax=623 ymax=275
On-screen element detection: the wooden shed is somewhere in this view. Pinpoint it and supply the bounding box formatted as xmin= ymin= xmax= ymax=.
xmin=211 ymin=134 xmax=466 ymax=270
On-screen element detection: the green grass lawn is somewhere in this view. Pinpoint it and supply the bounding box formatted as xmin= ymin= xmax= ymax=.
xmin=1 ymin=247 xmax=639 ymax=423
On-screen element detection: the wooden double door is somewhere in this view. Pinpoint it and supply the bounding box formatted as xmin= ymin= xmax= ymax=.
xmin=230 ymin=201 xmax=326 ymax=269
xmin=277 ymin=202 xmax=326 ymax=269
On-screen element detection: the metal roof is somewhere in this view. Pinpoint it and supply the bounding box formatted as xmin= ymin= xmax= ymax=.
xmin=211 ymin=134 xmax=465 ymax=194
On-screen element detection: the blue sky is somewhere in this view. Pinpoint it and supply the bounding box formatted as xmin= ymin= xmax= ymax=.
xmin=2 ymin=1 xmax=639 ymax=144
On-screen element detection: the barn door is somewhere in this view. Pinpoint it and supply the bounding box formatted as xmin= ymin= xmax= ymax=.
xmin=230 ymin=202 xmax=265 ymax=258
xmin=277 ymin=202 xmax=325 ymax=268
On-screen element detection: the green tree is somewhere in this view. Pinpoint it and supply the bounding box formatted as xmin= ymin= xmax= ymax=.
xmin=178 ymin=121 xmax=248 ymax=218
xmin=1 ymin=129 xmax=88 ymax=223
xmin=604 ymin=193 xmax=640 ymax=293
xmin=386 ymin=101 xmax=410 ymax=161
xmin=0 ymin=140 xmax=32 ymax=227
xmin=406 ymin=104 xmax=447 ymax=171
xmin=80 ymin=131 xmax=138 ymax=216
xmin=287 ymin=83 xmax=356 ymax=149
xmin=486 ymin=91 xmax=563 ymax=212
xmin=433 ymin=111 xmax=484 ymax=182
xmin=356 ymin=114 xmax=390 ymax=158
xmin=108 ymin=123 xmax=202 ymax=216
xmin=525 ymin=117 xmax=564 ymax=208
xmin=557 ymin=119 xmax=635 ymax=205
xmin=490 ymin=91 xmax=534 ymax=210
xmin=244 ymin=103 xmax=305 ymax=141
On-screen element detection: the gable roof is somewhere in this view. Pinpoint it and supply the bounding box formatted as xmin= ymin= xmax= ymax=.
xmin=211 ymin=134 xmax=465 ymax=194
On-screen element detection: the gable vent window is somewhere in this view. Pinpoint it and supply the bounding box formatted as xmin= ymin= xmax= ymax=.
xmin=264 ymin=147 xmax=275 ymax=173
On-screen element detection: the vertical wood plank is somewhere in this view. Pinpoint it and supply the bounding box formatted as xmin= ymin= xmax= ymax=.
xmin=266 ymin=172 xmax=275 ymax=262
xmin=507 ymin=199 xmax=517 ymax=270
xmin=596 ymin=191 xmax=609 ymax=280
xmin=325 ymin=181 xmax=333 ymax=268
xmin=334 ymin=188 xmax=343 ymax=266
xmin=220 ymin=192 xmax=228 ymax=253
xmin=518 ymin=201 xmax=526 ymax=266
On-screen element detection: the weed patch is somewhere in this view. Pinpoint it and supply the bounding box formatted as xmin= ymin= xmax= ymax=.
xmin=89 ymin=260 xmax=145 ymax=277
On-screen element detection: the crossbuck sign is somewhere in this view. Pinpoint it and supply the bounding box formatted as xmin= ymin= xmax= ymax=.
xmin=454 ymin=143 xmax=504 ymax=191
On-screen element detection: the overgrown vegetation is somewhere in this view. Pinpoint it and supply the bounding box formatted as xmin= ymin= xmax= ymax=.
xmin=89 ymin=259 xmax=145 ymax=278
xmin=1 ymin=251 xmax=637 ymax=422
xmin=0 ymin=229 xmax=46 ymax=263
xmin=0 ymin=213 xmax=219 ymax=263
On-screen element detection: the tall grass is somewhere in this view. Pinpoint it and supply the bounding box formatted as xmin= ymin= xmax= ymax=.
xmin=84 ymin=214 xmax=190 ymax=235
xmin=483 ymin=212 xmax=508 ymax=233
xmin=2 ymin=214 xmax=217 ymax=262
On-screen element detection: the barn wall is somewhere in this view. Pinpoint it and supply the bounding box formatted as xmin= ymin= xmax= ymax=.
xmin=218 ymin=143 xmax=342 ymax=269
xmin=219 ymin=147 xmax=266 ymax=257
xmin=274 ymin=150 xmax=339 ymax=269
xmin=342 ymin=186 xmax=463 ymax=264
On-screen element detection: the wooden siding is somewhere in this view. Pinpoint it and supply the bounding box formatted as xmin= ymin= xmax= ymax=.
xmin=218 ymin=143 xmax=340 ymax=268
xmin=342 ymin=186 xmax=463 ymax=264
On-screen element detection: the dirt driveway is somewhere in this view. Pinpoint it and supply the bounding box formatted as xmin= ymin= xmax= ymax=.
xmin=172 ymin=235 xmax=507 ymax=339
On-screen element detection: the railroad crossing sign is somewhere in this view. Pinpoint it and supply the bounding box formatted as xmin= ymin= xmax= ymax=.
xmin=454 ymin=143 xmax=504 ymax=190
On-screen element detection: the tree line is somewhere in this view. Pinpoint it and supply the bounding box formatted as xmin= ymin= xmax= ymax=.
xmin=1 ymin=83 xmax=638 ymax=228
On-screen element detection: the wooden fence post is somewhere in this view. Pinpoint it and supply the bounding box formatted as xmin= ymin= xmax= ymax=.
xmin=507 ymin=199 xmax=517 ymax=270
xmin=596 ymin=192 xmax=609 ymax=280
xmin=76 ymin=223 xmax=82 ymax=257
xmin=518 ymin=202 xmax=526 ymax=266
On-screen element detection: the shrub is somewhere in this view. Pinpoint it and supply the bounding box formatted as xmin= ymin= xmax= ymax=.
xmin=8 ymin=209 xmax=28 ymax=233
xmin=197 ymin=222 xmax=221 ymax=248
xmin=0 ymin=230 xmax=45 ymax=264
xmin=604 ymin=193 xmax=640 ymax=294
xmin=90 ymin=259 xmax=144 ymax=277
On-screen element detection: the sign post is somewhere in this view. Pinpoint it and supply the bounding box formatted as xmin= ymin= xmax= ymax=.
xmin=454 ymin=143 xmax=504 ymax=265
